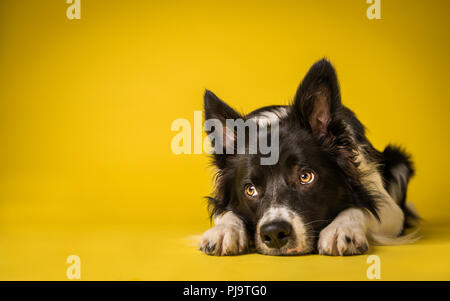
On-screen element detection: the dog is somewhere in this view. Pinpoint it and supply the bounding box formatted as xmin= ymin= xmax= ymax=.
xmin=199 ymin=59 xmax=419 ymax=256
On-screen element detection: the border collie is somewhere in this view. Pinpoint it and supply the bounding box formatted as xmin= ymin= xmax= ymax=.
xmin=199 ymin=59 xmax=419 ymax=256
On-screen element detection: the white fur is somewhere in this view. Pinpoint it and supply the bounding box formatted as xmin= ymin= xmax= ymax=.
xmin=198 ymin=211 xmax=248 ymax=255
xmin=318 ymin=208 xmax=369 ymax=255
xmin=355 ymin=148 xmax=405 ymax=238
xmin=255 ymin=206 xmax=312 ymax=255
xmin=251 ymin=107 xmax=289 ymax=126
xmin=389 ymin=164 xmax=409 ymax=203
xmin=318 ymin=146 xmax=416 ymax=255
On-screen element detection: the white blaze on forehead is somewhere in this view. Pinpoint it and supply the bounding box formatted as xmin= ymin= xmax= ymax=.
xmin=250 ymin=107 xmax=289 ymax=126
xmin=256 ymin=206 xmax=311 ymax=254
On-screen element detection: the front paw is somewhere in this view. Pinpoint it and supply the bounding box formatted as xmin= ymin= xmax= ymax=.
xmin=318 ymin=223 xmax=369 ymax=256
xmin=198 ymin=224 xmax=248 ymax=256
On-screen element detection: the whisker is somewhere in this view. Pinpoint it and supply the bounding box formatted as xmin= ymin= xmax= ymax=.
xmin=303 ymin=219 xmax=332 ymax=226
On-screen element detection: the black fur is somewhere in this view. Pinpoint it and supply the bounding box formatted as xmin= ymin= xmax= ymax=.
xmin=381 ymin=145 xmax=417 ymax=229
xmin=203 ymin=58 xmax=415 ymax=252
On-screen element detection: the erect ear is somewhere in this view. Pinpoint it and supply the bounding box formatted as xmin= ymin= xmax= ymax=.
xmin=293 ymin=59 xmax=342 ymax=138
xmin=204 ymin=90 xmax=241 ymax=124
xmin=203 ymin=90 xmax=242 ymax=169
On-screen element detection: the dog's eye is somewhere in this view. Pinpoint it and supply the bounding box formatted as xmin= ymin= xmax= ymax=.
xmin=299 ymin=171 xmax=314 ymax=184
xmin=245 ymin=185 xmax=258 ymax=197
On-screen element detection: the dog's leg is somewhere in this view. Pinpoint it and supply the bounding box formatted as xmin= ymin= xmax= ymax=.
xmin=198 ymin=211 xmax=248 ymax=256
xmin=317 ymin=208 xmax=369 ymax=256
xmin=318 ymin=148 xmax=405 ymax=256
xmin=317 ymin=195 xmax=405 ymax=256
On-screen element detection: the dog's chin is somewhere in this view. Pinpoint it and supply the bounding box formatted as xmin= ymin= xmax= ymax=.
xmin=254 ymin=240 xmax=312 ymax=256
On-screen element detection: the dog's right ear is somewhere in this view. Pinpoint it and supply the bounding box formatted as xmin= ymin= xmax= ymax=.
xmin=293 ymin=59 xmax=342 ymax=139
xmin=204 ymin=90 xmax=242 ymax=169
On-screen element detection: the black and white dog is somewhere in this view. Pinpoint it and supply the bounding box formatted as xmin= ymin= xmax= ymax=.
xmin=199 ymin=59 xmax=419 ymax=256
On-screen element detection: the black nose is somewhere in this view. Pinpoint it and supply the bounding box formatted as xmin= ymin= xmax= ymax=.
xmin=260 ymin=221 xmax=292 ymax=249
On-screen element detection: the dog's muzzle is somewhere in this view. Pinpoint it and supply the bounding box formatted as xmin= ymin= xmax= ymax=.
xmin=255 ymin=206 xmax=311 ymax=255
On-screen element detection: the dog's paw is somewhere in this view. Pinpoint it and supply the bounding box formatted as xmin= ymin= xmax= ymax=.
xmin=317 ymin=223 xmax=369 ymax=256
xmin=198 ymin=224 xmax=248 ymax=256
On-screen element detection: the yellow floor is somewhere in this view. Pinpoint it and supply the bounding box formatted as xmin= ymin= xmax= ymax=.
xmin=0 ymin=0 xmax=449 ymax=282
xmin=1 ymin=220 xmax=449 ymax=281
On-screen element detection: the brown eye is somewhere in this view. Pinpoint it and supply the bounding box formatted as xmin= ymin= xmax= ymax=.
xmin=299 ymin=171 xmax=314 ymax=184
xmin=245 ymin=185 xmax=258 ymax=197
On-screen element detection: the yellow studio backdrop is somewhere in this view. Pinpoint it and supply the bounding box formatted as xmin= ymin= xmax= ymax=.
xmin=0 ymin=0 xmax=449 ymax=280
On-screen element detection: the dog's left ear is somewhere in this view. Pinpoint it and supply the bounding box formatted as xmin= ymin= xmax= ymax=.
xmin=293 ymin=59 xmax=342 ymax=138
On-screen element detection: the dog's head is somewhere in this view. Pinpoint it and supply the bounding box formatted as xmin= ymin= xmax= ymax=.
xmin=204 ymin=59 xmax=376 ymax=255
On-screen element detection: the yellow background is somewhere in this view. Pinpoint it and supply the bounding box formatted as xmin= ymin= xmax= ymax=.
xmin=1 ymin=0 xmax=449 ymax=280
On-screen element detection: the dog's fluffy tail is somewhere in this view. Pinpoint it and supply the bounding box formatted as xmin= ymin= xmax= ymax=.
xmin=369 ymin=228 xmax=421 ymax=246
xmin=372 ymin=146 xmax=421 ymax=246
xmin=381 ymin=145 xmax=421 ymax=229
